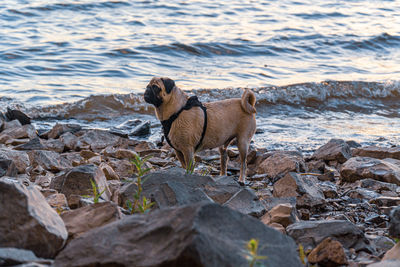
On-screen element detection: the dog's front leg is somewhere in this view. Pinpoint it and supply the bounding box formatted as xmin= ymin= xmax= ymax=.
xmin=219 ymin=146 xmax=228 ymax=176
xmin=182 ymin=148 xmax=194 ymax=172
xmin=175 ymin=150 xmax=186 ymax=169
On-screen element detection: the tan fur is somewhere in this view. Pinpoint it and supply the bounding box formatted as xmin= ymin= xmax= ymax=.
xmin=146 ymin=77 xmax=257 ymax=182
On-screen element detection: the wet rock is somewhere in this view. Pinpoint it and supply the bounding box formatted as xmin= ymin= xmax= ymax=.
xmin=307 ymin=237 xmax=348 ymax=266
xmin=359 ymin=178 xmax=398 ymax=193
xmin=130 ymin=120 xmax=151 ymax=136
xmin=28 ymin=150 xmax=64 ymax=172
xmin=0 ymin=247 xmax=46 ymax=266
xmin=50 ymin=164 xmax=111 ymax=203
xmin=61 ymin=202 xmax=122 ymax=239
xmin=0 ymin=148 xmax=30 ymax=173
xmin=353 ymin=146 xmax=400 ymax=160
xmin=261 ymin=203 xmax=298 ymax=228
xmin=286 ymin=220 xmax=374 ymax=253
xmin=76 ymin=129 xmax=124 ymax=152
xmin=223 ymin=188 xmax=266 ymax=217
xmin=44 ymin=123 xmax=81 ymax=139
xmin=0 ymin=158 xmax=17 ymax=177
xmin=273 ymin=172 xmax=325 ymax=209
xmin=0 ymin=178 xmax=67 ymax=258
xmin=55 ymin=202 xmax=302 ymax=267
xmin=5 ymin=108 xmax=31 ymax=125
xmin=256 ymin=151 xmax=306 ymax=180
xmin=341 ymin=157 xmax=400 ymax=185
xmin=312 ymin=139 xmax=352 ymax=163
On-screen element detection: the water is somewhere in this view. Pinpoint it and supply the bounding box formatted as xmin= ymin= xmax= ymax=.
xmin=1 ymin=0 xmax=400 ymax=151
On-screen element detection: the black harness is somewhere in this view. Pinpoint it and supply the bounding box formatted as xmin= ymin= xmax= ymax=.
xmin=161 ymin=96 xmax=207 ymax=152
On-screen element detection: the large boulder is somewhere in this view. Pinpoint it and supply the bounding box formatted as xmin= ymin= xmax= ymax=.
xmin=55 ymin=203 xmax=302 ymax=267
xmin=340 ymin=157 xmax=400 ymax=185
xmin=50 ymin=164 xmax=111 ymax=203
xmin=0 ymin=178 xmax=67 ymax=258
xmin=256 ymin=151 xmax=306 ymax=180
xmin=286 ymin=220 xmax=374 ymax=253
xmin=273 ymin=172 xmax=325 ymax=209
xmin=353 ymin=146 xmax=400 ymax=160
xmin=61 ymin=202 xmax=122 ymax=239
xmin=312 ymin=139 xmax=352 ymax=163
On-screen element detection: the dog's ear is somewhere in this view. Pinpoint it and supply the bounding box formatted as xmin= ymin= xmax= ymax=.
xmin=161 ymin=78 xmax=175 ymax=94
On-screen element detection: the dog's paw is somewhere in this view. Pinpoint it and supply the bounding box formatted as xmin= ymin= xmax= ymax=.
xmin=238 ymin=180 xmax=251 ymax=187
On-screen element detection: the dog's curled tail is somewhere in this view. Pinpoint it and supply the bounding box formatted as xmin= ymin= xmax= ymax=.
xmin=240 ymin=89 xmax=256 ymax=114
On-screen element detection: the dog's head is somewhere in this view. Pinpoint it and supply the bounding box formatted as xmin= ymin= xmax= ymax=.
xmin=144 ymin=77 xmax=176 ymax=107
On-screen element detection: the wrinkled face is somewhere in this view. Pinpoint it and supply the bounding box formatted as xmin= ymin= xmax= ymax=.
xmin=144 ymin=77 xmax=175 ymax=107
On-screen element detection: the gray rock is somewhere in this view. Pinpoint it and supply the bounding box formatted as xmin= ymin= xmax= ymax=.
xmin=50 ymin=164 xmax=111 ymax=203
xmin=0 ymin=178 xmax=67 ymax=258
xmin=55 ymin=203 xmax=302 ymax=267
xmin=44 ymin=123 xmax=81 ymax=139
xmin=359 ymin=178 xmax=398 ymax=193
xmin=0 ymin=148 xmax=30 ymax=173
xmin=353 ymin=146 xmax=400 ymax=160
xmin=341 ymin=157 xmax=400 ymax=185
xmin=59 ymin=132 xmax=77 ymax=151
xmin=286 ymin=220 xmax=374 ymax=253
xmin=346 ymin=188 xmax=381 ymax=201
xmin=312 ymin=139 xmax=352 ymax=163
xmin=130 ymin=120 xmax=151 ymax=136
xmin=5 ymin=108 xmax=31 ymax=125
xmin=1 ymin=124 xmax=37 ymax=140
xmin=76 ymin=129 xmax=123 ymax=152
xmin=15 ymin=137 xmax=45 ymax=150
xmin=368 ymin=260 xmax=400 ymax=267
xmin=28 ymin=150 xmax=64 ymax=172
xmin=0 ymin=248 xmax=43 ymax=266
xmin=388 ymin=206 xmax=400 ymax=237
xmin=0 ymin=158 xmax=17 ymax=177
xmin=223 ymin=188 xmax=266 ymax=217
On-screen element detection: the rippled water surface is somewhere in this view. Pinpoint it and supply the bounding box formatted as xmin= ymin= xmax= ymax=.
xmin=1 ymin=0 xmax=400 ymax=150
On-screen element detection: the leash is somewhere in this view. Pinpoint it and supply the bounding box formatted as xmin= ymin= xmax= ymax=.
xmin=161 ymin=96 xmax=207 ymax=152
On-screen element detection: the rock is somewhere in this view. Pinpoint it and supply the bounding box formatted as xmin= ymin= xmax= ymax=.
xmin=0 ymin=158 xmax=17 ymax=177
xmin=130 ymin=120 xmax=151 ymax=136
xmin=44 ymin=123 xmax=81 ymax=139
xmin=368 ymin=260 xmax=400 ymax=267
xmin=28 ymin=150 xmax=64 ymax=172
xmin=1 ymin=124 xmax=37 ymax=140
xmin=50 ymin=164 xmax=111 ymax=203
xmin=80 ymin=150 xmax=99 ymax=159
xmin=353 ymin=146 xmax=400 ymax=160
xmin=346 ymin=188 xmax=381 ymax=201
xmin=15 ymin=137 xmax=45 ymax=150
xmin=388 ymin=206 xmax=400 ymax=237
xmin=0 ymin=148 xmax=30 ymax=173
xmin=107 ymin=158 xmax=134 ymax=179
xmin=307 ymin=237 xmax=348 ymax=266
xmin=286 ymin=220 xmax=374 ymax=253
xmin=76 ymin=129 xmax=124 ymax=152
xmin=99 ymin=162 xmax=119 ymax=180
xmin=0 ymin=178 xmax=67 ymax=258
xmin=358 ymin=178 xmax=398 ymax=193
xmin=61 ymin=202 xmax=122 ymax=239
xmin=205 ymin=175 xmax=241 ymax=204
xmin=319 ymin=181 xmax=339 ymax=198
xmin=256 ymin=151 xmax=306 ymax=180
xmin=55 ymin=202 xmax=302 ymax=267
xmin=273 ymin=172 xmax=325 ymax=209
xmin=383 ymin=242 xmax=400 ymax=261
xmin=261 ymin=203 xmax=298 ymax=228
xmin=341 ymin=157 xmax=400 ymax=185
xmin=0 ymin=247 xmax=46 ymax=266
xmin=46 ymin=193 xmax=68 ymax=210
xmin=115 ymin=148 xmax=137 ymax=159
xmin=3 ymin=119 xmax=22 ymax=129
xmin=367 ymin=234 xmax=395 ymax=255
xmin=59 ymin=132 xmax=77 ymax=151
xmin=107 ymin=180 xmax=121 ymax=203
xmin=370 ymin=196 xmax=400 ymax=207
xmin=223 ymin=188 xmax=266 ymax=217
xmin=43 ymin=138 xmax=65 ymax=153
xmin=5 ymin=108 xmax=31 ymax=125
xmin=312 ymin=139 xmax=352 ymax=163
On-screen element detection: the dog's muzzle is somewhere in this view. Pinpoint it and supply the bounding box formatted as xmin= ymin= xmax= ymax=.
xmin=144 ymin=86 xmax=163 ymax=107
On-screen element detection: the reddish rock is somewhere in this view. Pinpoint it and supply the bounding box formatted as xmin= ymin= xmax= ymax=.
xmin=256 ymin=151 xmax=306 ymax=179
xmin=308 ymin=237 xmax=348 ymax=266
xmin=353 ymin=146 xmax=400 ymax=160
xmin=312 ymin=139 xmax=351 ymax=163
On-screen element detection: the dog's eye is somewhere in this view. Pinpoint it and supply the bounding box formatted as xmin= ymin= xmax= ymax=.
xmin=152 ymin=85 xmax=161 ymax=92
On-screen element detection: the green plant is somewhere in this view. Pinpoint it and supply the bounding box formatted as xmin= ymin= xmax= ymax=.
xmin=298 ymin=244 xmax=306 ymax=265
xmin=83 ymin=179 xmax=106 ymax=204
xmin=186 ymin=158 xmax=195 ymax=174
xmin=244 ymin=239 xmax=267 ymax=267
xmin=126 ymin=154 xmax=155 ymax=214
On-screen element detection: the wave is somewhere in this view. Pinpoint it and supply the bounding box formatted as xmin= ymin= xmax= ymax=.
xmin=7 ymin=80 xmax=397 ymax=122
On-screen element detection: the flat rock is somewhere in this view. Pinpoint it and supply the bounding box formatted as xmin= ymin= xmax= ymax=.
xmin=341 ymin=157 xmax=400 ymax=185
xmin=61 ymin=202 xmax=122 ymax=239
xmin=55 ymin=202 xmax=302 ymax=267
xmin=307 ymin=237 xmax=348 ymax=266
xmin=312 ymin=138 xmax=352 ymax=163
xmin=286 ymin=220 xmax=374 ymax=253
xmin=353 ymin=146 xmax=400 ymax=160
xmin=223 ymin=188 xmax=266 ymax=217
xmin=50 ymin=164 xmax=111 ymax=203
xmin=273 ymin=172 xmax=325 ymax=209
xmin=256 ymin=151 xmax=306 ymax=180
xmin=0 ymin=178 xmax=67 ymax=258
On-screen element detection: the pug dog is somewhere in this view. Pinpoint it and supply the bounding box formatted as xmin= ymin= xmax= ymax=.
xmin=144 ymin=77 xmax=256 ymax=183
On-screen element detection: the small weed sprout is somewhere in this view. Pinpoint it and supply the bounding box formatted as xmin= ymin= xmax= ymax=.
xmin=186 ymin=159 xmax=195 ymax=174
xmin=82 ymin=179 xmax=106 ymax=204
xmin=244 ymin=239 xmax=267 ymax=267
xmin=298 ymin=244 xmax=306 ymax=265
xmin=126 ymin=154 xmax=155 ymax=214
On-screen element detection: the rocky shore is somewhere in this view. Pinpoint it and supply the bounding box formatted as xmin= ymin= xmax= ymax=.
xmin=1 ymin=112 xmax=400 ymax=267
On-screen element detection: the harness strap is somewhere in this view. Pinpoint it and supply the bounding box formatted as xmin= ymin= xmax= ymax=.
xmin=161 ymin=96 xmax=207 ymax=152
